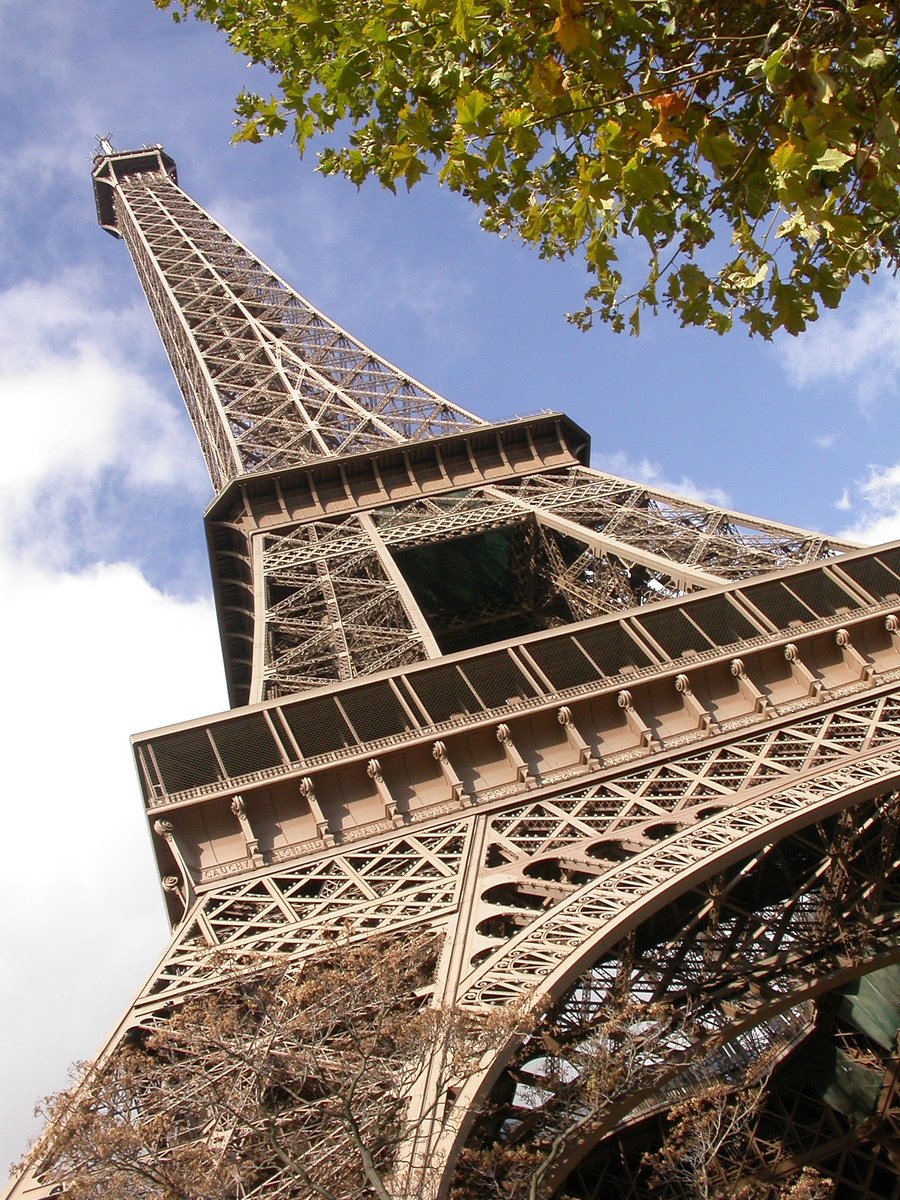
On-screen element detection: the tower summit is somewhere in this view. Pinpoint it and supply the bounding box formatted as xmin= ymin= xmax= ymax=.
xmin=91 ymin=143 xmax=483 ymax=490
xmin=7 ymin=146 xmax=900 ymax=1199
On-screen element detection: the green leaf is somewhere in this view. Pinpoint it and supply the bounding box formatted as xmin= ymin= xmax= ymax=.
xmin=451 ymin=0 xmax=483 ymax=40
xmin=852 ymin=39 xmax=889 ymax=70
xmin=813 ymin=147 xmax=852 ymax=173
xmin=813 ymin=266 xmax=845 ymax=309
xmin=697 ymin=128 xmax=738 ymax=172
xmin=295 ymin=111 xmax=316 ymax=152
xmin=364 ymin=20 xmax=390 ymax=43
xmin=762 ymin=46 xmax=791 ymax=91
xmin=554 ymin=2 xmax=592 ymax=55
xmin=330 ymin=58 xmax=362 ymax=93
xmin=233 ymin=120 xmax=263 ymax=144
xmin=285 ymin=4 xmax=320 ymax=24
xmin=391 ymin=142 xmax=429 ymax=188
xmin=456 ymin=89 xmax=495 ymax=134
xmin=621 ymin=158 xmax=669 ymax=201
xmin=852 ymin=5 xmax=889 ymax=20
xmin=723 ymin=257 xmax=770 ymax=290
xmin=772 ymin=139 xmax=808 ymax=177
xmin=529 ymin=57 xmax=566 ymax=103
xmin=773 ymin=281 xmax=816 ymax=335
xmin=810 ymin=70 xmax=837 ymax=105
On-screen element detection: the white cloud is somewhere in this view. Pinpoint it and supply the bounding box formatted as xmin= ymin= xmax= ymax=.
xmin=0 ymin=274 xmax=208 ymax=565
xmin=836 ymin=463 xmax=900 ymax=545
xmin=593 ymin=450 xmax=731 ymax=507
xmin=0 ymin=275 xmax=190 ymax=489
xmin=0 ymin=270 xmax=225 ymax=1174
xmin=0 ymin=555 xmax=225 ymax=1173
xmin=814 ymin=433 xmax=837 ymax=450
xmin=778 ymin=276 xmax=900 ymax=410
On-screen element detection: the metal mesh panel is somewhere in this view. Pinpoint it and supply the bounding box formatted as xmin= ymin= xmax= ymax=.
xmin=741 ymin=580 xmax=814 ymax=627
xmin=136 ymin=746 xmax=164 ymax=798
xmin=280 ymin=695 xmax=355 ymax=758
xmin=632 ymin=607 xmax=715 ymax=658
xmin=685 ymin=595 xmax=760 ymax=647
xmin=839 ymin=556 xmax=900 ymax=601
xmin=876 ymin=546 xmax=900 ymax=581
xmin=152 ymin=728 xmax=221 ymax=795
xmin=461 ymin=652 xmax=538 ymax=708
xmin=525 ymin=637 xmax=604 ymax=690
xmin=407 ymin=665 xmax=483 ymax=722
xmin=574 ymin=624 xmax=651 ymax=675
xmin=210 ymin=714 xmax=283 ymax=779
xmin=784 ymin=572 xmax=861 ymax=617
xmin=339 ymin=683 xmax=413 ymax=743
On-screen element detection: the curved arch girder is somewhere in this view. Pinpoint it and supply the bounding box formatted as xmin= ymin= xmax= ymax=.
xmin=431 ymin=751 xmax=900 ymax=1195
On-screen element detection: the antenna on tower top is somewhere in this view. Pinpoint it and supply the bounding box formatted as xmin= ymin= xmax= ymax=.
xmin=96 ymin=133 xmax=115 ymax=156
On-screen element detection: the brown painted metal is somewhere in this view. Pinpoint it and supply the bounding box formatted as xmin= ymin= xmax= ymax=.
xmin=4 ymin=145 xmax=897 ymax=1199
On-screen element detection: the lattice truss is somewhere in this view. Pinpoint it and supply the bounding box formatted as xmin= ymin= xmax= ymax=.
xmin=99 ymin=152 xmax=853 ymax=706
xmin=137 ymin=689 xmax=900 ymax=1007
xmin=259 ymin=468 xmax=851 ymax=697
xmin=22 ymin=690 xmax=900 ymax=1198
xmin=111 ymin=165 xmax=481 ymax=489
xmin=559 ymin=988 xmax=900 ymax=1200
xmin=24 ymin=147 xmax=878 ymax=1200
xmin=462 ymin=796 xmax=900 ymax=1199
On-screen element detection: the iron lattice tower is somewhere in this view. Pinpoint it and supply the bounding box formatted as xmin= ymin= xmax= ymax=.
xmin=7 ymin=145 xmax=900 ymax=1199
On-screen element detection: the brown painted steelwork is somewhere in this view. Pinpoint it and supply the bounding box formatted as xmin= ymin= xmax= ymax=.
xmin=4 ymin=145 xmax=897 ymax=1199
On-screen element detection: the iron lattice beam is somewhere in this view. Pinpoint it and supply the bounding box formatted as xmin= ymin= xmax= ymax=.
xmin=92 ymin=147 xmax=482 ymax=490
xmin=3 ymin=143 xmax=893 ymax=1200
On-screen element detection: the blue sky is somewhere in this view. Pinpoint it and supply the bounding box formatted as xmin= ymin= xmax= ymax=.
xmin=2 ymin=0 xmax=899 ymax=1177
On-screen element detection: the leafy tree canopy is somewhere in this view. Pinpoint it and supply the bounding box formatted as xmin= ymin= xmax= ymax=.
xmin=158 ymin=0 xmax=898 ymax=337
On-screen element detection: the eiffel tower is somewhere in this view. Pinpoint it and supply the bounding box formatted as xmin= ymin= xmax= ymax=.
xmin=7 ymin=143 xmax=900 ymax=1199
